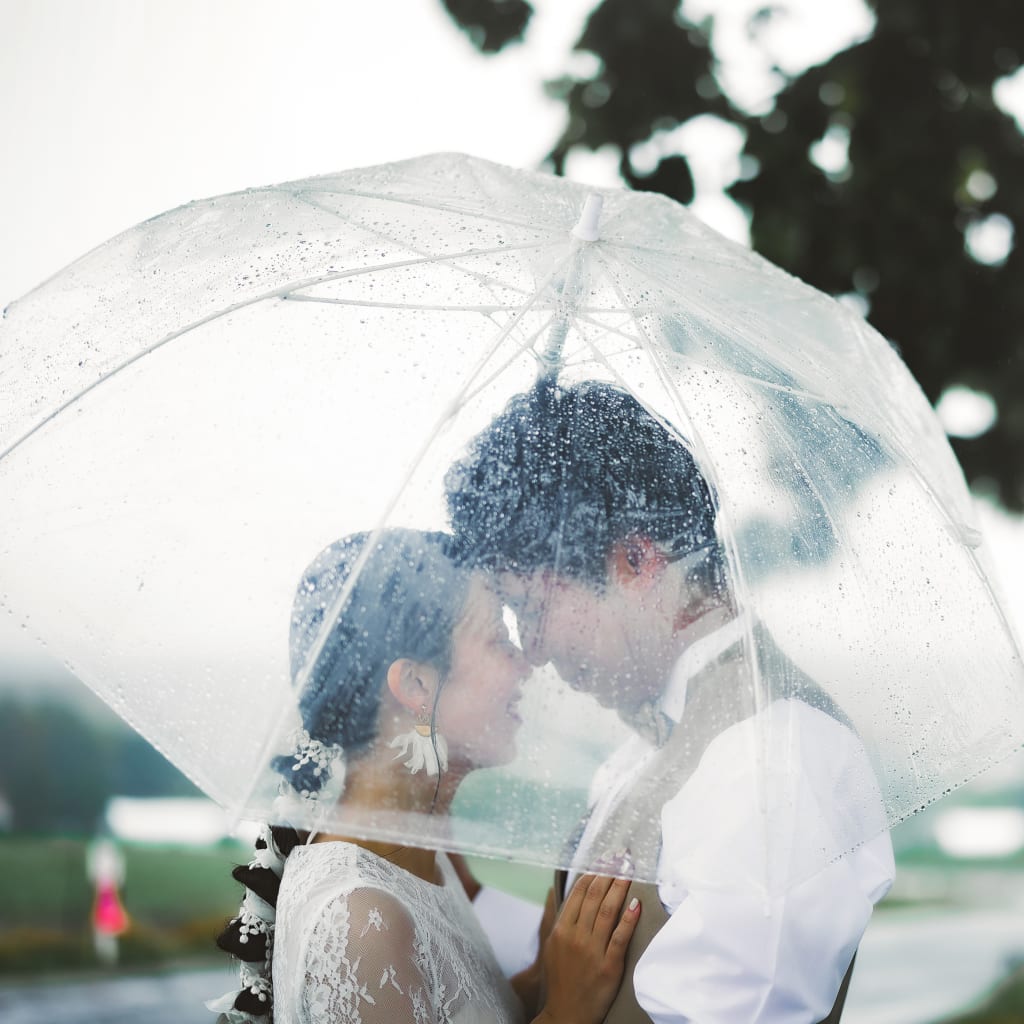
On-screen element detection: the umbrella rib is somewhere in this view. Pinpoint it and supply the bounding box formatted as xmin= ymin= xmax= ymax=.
xmin=0 ymin=240 xmax=558 ymax=464
xmin=332 ymin=242 xmax=577 ymax=514
xmin=601 ymin=236 xmax=762 ymax=268
xmin=0 ymin=309 xmax=255 ymax=464
xmin=282 ymin=297 xmax=652 ymax=323
xmin=555 ymin=273 xmax=677 ymax=417
xmin=454 ymin=247 xmax=651 ymax=399
xmin=286 ymin=237 xmax=556 ymax=286
xmin=292 ymin=188 xmax=572 ymax=316
xmin=283 ymin=295 xmax=523 ymax=313
xmin=882 ymin=436 xmax=1024 ymax=670
xmin=735 ymin=375 xmax=837 ymax=405
xmin=460 ymin=156 xmax=581 ymax=237
xmin=288 ymin=190 xmax=542 ymax=300
xmin=551 ymin=321 xmax=642 ymax=370
xmin=608 ymin=248 xmax=842 ymax=405
xmin=288 ymin=188 xmax=598 ymax=363
xmin=456 ymin=311 xmax=561 ymax=408
xmin=291 ymin=184 xmax=573 ymax=239
xmin=568 ymin=339 xmax=641 ymax=363
xmin=564 ymin=306 xmax=647 ymax=358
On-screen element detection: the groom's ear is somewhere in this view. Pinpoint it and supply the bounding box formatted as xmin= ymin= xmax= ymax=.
xmin=607 ymin=534 xmax=667 ymax=589
xmin=385 ymin=658 xmax=439 ymax=713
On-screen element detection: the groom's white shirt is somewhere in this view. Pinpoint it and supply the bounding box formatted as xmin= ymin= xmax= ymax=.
xmin=566 ymin=613 xmax=896 ymax=1024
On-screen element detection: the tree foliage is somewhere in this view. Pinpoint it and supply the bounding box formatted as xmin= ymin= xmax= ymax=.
xmin=0 ymin=696 xmax=197 ymax=834
xmin=442 ymin=0 xmax=1024 ymax=508
xmin=441 ymin=0 xmax=533 ymax=52
xmin=545 ymin=0 xmax=733 ymax=201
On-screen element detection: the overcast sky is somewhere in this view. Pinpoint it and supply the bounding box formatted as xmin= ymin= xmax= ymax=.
xmin=0 ymin=0 xmax=890 ymax=307
xmin=0 ymin=0 xmax=585 ymax=308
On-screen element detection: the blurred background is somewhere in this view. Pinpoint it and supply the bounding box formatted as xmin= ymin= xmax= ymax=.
xmin=2 ymin=2 xmax=1023 ymax=1021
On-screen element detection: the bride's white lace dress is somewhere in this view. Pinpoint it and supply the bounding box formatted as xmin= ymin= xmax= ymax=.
xmin=273 ymin=841 xmax=525 ymax=1024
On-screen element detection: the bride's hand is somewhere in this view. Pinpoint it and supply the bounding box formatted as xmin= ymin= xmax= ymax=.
xmin=533 ymin=874 xmax=640 ymax=1024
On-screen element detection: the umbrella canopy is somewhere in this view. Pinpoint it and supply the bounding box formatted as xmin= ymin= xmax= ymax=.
xmin=1 ymin=153 xmax=1021 ymax=887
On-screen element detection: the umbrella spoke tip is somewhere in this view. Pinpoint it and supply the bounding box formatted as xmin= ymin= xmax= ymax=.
xmin=572 ymin=193 xmax=604 ymax=243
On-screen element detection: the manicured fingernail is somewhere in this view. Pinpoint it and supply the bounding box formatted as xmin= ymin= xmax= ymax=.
xmin=628 ymin=897 xmax=639 ymax=912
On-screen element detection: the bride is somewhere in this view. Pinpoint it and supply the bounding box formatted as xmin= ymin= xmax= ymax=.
xmin=212 ymin=528 xmax=639 ymax=1024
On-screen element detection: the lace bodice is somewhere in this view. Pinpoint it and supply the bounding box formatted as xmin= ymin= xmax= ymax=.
xmin=273 ymin=841 xmax=524 ymax=1024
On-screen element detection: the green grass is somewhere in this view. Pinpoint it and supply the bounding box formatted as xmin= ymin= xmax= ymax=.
xmin=0 ymin=836 xmax=248 ymax=928
xmin=942 ymin=963 xmax=1024 ymax=1024
xmin=897 ymin=845 xmax=1024 ymax=871
xmin=465 ymin=855 xmax=551 ymax=904
xmin=0 ymin=836 xmax=249 ymax=975
xmin=0 ymin=835 xmax=548 ymax=976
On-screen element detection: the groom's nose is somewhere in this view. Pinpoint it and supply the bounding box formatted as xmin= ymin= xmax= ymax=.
xmin=517 ymin=618 xmax=550 ymax=667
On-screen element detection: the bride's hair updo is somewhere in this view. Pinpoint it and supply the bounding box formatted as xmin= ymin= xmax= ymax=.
xmin=281 ymin=528 xmax=470 ymax=794
xmin=213 ymin=529 xmax=471 ymax=1020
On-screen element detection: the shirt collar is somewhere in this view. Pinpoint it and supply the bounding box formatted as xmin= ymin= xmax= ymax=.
xmin=661 ymin=610 xmax=753 ymax=724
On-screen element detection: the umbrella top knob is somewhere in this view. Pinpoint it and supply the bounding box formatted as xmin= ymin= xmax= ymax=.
xmin=571 ymin=193 xmax=604 ymax=242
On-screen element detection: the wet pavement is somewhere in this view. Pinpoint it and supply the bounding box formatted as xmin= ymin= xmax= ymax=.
xmin=845 ymin=908 xmax=1024 ymax=1024
xmin=0 ymin=964 xmax=232 ymax=1024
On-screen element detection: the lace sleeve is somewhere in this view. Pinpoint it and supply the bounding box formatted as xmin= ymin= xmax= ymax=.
xmin=301 ymin=885 xmax=434 ymax=1024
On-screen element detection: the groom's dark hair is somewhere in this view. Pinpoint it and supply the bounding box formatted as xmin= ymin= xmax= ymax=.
xmin=445 ymin=380 xmax=722 ymax=586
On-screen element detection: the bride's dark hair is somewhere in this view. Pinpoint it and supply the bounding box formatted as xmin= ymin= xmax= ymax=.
xmin=282 ymin=528 xmax=470 ymax=793
xmin=213 ymin=528 xmax=471 ymax=1020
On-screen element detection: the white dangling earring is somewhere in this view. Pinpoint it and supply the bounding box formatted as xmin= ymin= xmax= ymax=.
xmin=388 ymin=705 xmax=448 ymax=776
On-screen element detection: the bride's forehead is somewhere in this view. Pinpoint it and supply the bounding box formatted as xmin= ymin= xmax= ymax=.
xmin=454 ymin=574 xmax=503 ymax=625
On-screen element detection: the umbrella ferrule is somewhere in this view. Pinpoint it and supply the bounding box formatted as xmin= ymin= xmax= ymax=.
xmin=572 ymin=193 xmax=604 ymax=242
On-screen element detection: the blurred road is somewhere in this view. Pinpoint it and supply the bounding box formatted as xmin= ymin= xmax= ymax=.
xmin=845 ymin=908 xmax=1024 ymax=1024
xmin=0 ymin=964 xmax=231 ymax=1024
xmin=3 ymin=908 xmax=1024 ymax=1023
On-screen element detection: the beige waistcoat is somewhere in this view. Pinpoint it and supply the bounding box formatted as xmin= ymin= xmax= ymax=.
xmin=556 ymin=628 xmax=857 ymax=1024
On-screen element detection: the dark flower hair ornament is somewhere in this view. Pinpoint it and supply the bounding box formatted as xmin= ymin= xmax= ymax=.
xmin=207 ymin=826 xmax=289 ymax=1021
xmin=208 ymin=725 xmax=344 ymax=1022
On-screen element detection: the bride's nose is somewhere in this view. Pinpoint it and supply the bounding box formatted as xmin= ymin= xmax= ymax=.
xmin=511 ymin=645 xmax=531 ymax=681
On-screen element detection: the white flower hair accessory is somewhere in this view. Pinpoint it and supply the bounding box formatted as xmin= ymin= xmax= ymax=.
xmin=290 ymin=727 xmax=343 ymax=781
xmin=270 ymin=725 xmax=347 ymax=832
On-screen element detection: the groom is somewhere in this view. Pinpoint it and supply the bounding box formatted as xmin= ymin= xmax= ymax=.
xmin=446 ymin=380 xmax=894 ymax=1024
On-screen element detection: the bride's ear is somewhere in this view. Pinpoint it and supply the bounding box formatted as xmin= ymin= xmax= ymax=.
xmin=385 ymin=658 xmax=440 ymax=713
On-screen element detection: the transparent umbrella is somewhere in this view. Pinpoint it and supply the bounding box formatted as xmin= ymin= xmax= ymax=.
xmin=1 ymin=152 xmax=1021 ymax=888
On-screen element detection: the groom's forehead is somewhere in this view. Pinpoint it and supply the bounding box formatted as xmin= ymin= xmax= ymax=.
xmin=495 ymin=570 xmax=547 ymax=602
